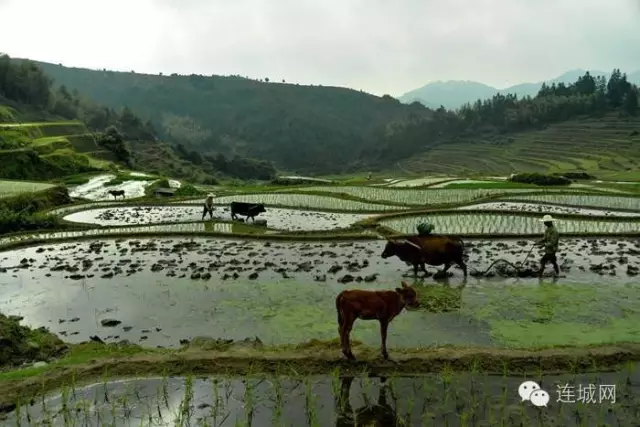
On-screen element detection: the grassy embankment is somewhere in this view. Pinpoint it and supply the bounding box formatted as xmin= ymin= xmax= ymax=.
xmin=1 ymin=335 xmax=640 ymax=413
xmin=0 ymin=183 xmax=75 ymax=234
xmin=0 ymin=121 xmax=118 ymax=180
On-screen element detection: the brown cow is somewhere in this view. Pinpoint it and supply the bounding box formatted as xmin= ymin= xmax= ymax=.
xmin=336 ymin=281 xmax=419 ymax=361
xmin=380 ymin=234 xmax=468 ymax=278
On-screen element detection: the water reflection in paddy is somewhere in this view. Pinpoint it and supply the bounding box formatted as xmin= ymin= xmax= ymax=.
xmin=4 ymin=368 xmax=639 ymax=426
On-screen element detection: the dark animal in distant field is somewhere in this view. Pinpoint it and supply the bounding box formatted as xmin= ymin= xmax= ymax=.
xmin=107 ymin=189 xmax=125 ymax=200
xmin=230 ymin=201 xmax=266 ymax=222
xmin=336 ymin=281 xmax=419 ymax=361
xmin=380 ymin=234 xmax=467 ymax=278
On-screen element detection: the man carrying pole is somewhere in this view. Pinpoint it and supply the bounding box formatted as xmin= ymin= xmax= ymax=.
xmin=535 ymin=214 xmax=560 ymax=278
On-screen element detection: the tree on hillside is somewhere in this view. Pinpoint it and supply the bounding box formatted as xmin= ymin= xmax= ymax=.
xmin=623 ymin=88 xmax=638 ymax=116
xmin=374 ymin=68 xmax=640 ymax=164
xmin=606 ymin=69 xmax=632 ymax=107
xmin=575 ymin=72 xmax=596 ymax=95
xmin=96 ymin=126 xmax=132 ymax=165
xmin=0 ymin=56 xmax=51 ymax=107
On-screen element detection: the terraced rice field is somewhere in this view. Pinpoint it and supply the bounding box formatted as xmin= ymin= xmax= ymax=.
xmin=457 ymin=201 xmax=640 ymax=217
xmin=504 ymin=194 xmax=640 ymax=211
xmin=2 ymin=237 xmax=639 ymax=349
xmin=5 ymin=370 xmax=639 ymax=426
xmin=397 ymin=115 xmax=640 ymax=177
xmin=277 ymin=186 xmax=580 ymax=205
xmin=0 ymin=179 xmax=56 ymax=198
xmin=2 ymin=177 xmax=640 ymax=426
xmin=386 ymin=176 xmax=453 ymax=187
xmin=69 ymin=174 xmax=157 ymax=200
xmin=0 ymin=224 xmax=242 ymax=247
xmin=176 ymin=193 xmax=407 ymax=211
xmin=379 ymin=212 xmax=640 ymax=235
xmin=63 ymin=205 xmax=371 ymax=231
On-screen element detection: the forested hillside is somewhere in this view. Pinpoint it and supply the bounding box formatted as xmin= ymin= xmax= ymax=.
xmin=16 ymin=58 xmax=640 ymax=178
xmin=0 ymin=55 xmax=277 ymax=182
xmin=30 ymin=60 xmax=431 ymax=174
xmin=398 ymin=69 xmax=640 ymax=110
xmin=371 ymin=70 xmax=639 ymax=166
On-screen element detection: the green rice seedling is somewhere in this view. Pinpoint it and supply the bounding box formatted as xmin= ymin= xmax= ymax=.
xmin=303 ymin=377 xmax=319 ymax=427
xmin=76 ymin=398 xmax=91 ymax=427
xmin=405 ymin=392 xmax=416 ymax=426
xmin=161 ymin=373 xmax=169 ymax=410
xmin=154 ymin=386 xmax=164 ymax=422
xmin=22 ymin=399 xmax=32 ymax=427
xmin=70 ymin=372 xmax=77 ymax=401
xmin=459 ymin=410 xmax=470 ymax=427
xmin=329 ymin=367 xmax=341 ymax=399
xmin=498 ymin=371 xmax=508 ymax=423
xmin=12 ymin=398 xmax=21 ymax=427
xmin=624 ymin=360 xmax=635 ymax=386
xmin=421 ymin=376 xmax=434 ymax=411
xmin=177 ymin=374 xmax=195 ymax=427
xmin=38 ymin=386 xmax=52 ymax=425
xmin=243 ymin=378 xmax=255 ymax=426
xmin=60 ymin=385 xmax=71 ymax=426
xmin=439 ymin=364 xmax=454 ymax=405
xmin=120 ymin=388 xmax=133 ymax=423
xmin=271 ymin=377 xmax=284 ymax=426
xmin=109 ymin=392 xmax=117 ymax=427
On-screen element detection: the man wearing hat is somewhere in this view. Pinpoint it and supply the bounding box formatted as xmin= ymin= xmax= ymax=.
xmin=535 ymin=214 xmax=560 ymax=278
xmin=202 ymin=193 xmax=216 ymax=220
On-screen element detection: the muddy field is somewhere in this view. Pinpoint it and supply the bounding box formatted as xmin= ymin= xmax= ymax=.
xmin=4 ymin=367 xmax=638 ymax=426
xmin=1 ymin=237 xmax=639 ymax=350
xmin=62 ymin=206 xmax=371 ymax=231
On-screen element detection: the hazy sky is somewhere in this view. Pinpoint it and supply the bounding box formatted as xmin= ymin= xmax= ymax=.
xmin=1 ymin=0 xmax=639 ymax=96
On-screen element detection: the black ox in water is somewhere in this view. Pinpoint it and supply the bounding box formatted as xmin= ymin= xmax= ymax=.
xmin=107 ymin=189 xmax=125 ymax=200
xmin=230 ymin=201 xmax=266 ymax=222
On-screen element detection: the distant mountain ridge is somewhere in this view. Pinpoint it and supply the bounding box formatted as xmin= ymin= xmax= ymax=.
xmin=399 ymin=69 xmax=640 ymax=110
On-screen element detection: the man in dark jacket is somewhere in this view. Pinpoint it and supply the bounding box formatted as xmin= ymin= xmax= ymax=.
xmin=535 ymin=214 xmax=560 ymax=278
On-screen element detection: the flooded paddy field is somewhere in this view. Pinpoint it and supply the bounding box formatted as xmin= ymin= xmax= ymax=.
xmin=68 ymin=175 xmax=157 ymax=201
xmin=503 ymin=193 xmax=640 ymax=211
xmin=380 ymin=211 xmax=640 ymax=235
xmin=456 ymin=201 xmax=640 ymax=217
xmin=1 ymin=237 xmax=639 ymax=349
xmin=278 ymin=185 xmax=597 ymax=205
xmin=4 ymin=367 xmax=640 ymax=426
xmin=62 ymin=205 xmax=372 ymax=231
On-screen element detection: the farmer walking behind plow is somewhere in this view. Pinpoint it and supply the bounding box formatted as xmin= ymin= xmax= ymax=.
xmin=202 ymin=193 xmax=216 ymax=220
xmin=535 ymin=214 xmax=560 ymax=278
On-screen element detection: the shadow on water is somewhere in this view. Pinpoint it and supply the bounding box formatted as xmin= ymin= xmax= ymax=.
xmin=334 ymin=377 xmax=397 ymax=427
xmin=4 ymin=365 xmax=640 ymax=426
